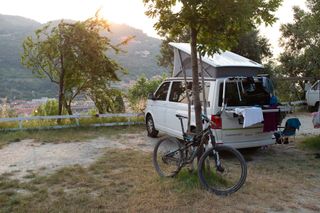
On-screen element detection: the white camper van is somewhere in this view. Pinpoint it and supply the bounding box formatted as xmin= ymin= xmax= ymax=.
xmin=306 ymin=80 xmax=320 ymax=109
xmin=145 ymin=43 xmax=287 ymax=149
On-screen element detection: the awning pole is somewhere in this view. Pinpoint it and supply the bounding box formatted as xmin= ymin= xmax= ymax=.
xmin=199 ymin=52 xmax=207 ymax=116
xmin=177 ymin=49 xmax=191 ymax=132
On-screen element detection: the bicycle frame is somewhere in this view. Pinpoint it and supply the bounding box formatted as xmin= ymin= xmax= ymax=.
xmin=175 ymin=115 xmax=218 ymax=166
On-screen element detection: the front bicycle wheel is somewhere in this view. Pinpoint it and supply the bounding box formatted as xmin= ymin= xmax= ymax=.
xmin=198 ymin=145 xmax=247 ymax=196
xmin=153 ymin=137 xmax=183 ymax=177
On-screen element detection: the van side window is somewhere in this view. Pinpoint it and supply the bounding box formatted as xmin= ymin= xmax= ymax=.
xmin=169 ymin=81 xmax=210 ymax=106
xmin=154 ymin=82 xmax=170 ymax=101
xmin=169 ymin=82 xmax=191 ymax=103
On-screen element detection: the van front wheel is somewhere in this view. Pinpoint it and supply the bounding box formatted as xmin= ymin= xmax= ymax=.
xmin=146 ymin=115 xmax=159 ymax=138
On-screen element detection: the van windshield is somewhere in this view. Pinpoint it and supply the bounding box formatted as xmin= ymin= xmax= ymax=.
xmin=218 ymin=80 xmax=270 ymax=107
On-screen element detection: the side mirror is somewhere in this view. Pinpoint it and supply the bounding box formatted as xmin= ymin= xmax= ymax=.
xmin=148 ymin=93 xmax=156 ymax=100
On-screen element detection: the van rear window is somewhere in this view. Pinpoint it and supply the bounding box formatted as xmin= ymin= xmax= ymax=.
xmin=218 ymin=81 xmax=270 ymax=107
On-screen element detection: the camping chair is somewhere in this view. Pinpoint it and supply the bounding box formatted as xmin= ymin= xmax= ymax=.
xmin=274 ymin=118 xmax=301 ymax=144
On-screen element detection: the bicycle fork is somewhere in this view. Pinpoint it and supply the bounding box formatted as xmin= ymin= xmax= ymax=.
xmin=212 ymin=149 xmax=225 ymax=173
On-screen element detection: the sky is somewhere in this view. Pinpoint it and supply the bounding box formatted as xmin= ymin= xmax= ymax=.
xmin=0 ymin=0 xmax=307 ymax=56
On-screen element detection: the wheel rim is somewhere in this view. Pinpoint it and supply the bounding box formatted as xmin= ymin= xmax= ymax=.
xmin=155 ymin=138 xmax=182 ymax=177
xmin=200 ymin=149 xmax=245 ymax=194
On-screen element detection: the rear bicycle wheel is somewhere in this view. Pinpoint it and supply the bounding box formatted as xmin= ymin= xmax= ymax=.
xmin=198 ymin=145 xmax=247 ymax=196
xmin=153 ymin=137 xmax=183 ymax=177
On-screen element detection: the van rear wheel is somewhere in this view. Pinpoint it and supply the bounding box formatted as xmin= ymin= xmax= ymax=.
xmin=146 ymin=115 xmax=158 ymax=138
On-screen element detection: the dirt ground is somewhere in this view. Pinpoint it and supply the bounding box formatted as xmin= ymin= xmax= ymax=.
xmin=0 ymin=113 xmax=319 ymax=212
xmin=0 ymin=134 xmax=159 ymax=179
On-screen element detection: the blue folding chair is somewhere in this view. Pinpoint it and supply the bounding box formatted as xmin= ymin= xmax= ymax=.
xmin=274 ymin=118 xmax=301 ymax=144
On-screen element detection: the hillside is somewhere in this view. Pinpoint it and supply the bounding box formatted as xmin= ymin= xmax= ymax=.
xmin=0 ymin=14 xmax=164 ymax=100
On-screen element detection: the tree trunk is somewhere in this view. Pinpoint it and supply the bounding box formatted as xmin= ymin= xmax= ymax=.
xmin=64 ymin=101 xmax=73 ymax=115
xmin=58 ymin=24 xmax=65 ymax=124
xmin=190 ymin=27 xmax=203 ymax=163
xmin=57 ymin=69 xmax=65 ymax=123
xmin=190 ymin=27 xmax=202 ymax=133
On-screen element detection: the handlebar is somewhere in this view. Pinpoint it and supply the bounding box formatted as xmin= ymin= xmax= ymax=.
xmin=176 ymin=113 xmax=211 ymax=124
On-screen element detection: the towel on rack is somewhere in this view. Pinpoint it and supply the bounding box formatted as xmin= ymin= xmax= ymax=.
xmin=235 ymin=107 xmax=264 ymax=128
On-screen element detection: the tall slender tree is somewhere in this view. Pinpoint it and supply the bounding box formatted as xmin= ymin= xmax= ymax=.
xmin=144 ymin=0 xmax=282 ymax=133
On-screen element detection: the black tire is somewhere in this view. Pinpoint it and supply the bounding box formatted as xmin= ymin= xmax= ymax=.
xmin=198 ymin=145 xmax=247 ymax=196
xmin=153 ymin=137 xmax=183 ymax=177
xmin=146 ymin=115 xmax=158 ymax=138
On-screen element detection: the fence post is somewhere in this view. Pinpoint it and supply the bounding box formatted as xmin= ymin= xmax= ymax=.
xmin=18 ymin=119 xmax=23 ymax=130
xmin=76 ymin=115 xmax=80 ymax=127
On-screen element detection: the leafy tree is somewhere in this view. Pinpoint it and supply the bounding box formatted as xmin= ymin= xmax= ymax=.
xmin=127 ymin=75 xmax=165 ymax=112
xmin=144 ymin=0 xmax=282 ymax=133
xmin=88 ymin=86 xmax=125 ymax=114
xmin=279 ymin=1 xmax=320 ymax=79
xmin=231 ymin=30 xmax=272 ymax=63
xmin=22 ymin=13 xmax=126 ymax=117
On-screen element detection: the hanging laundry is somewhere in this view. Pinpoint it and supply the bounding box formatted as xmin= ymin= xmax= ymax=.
xmin=235 ymin=107 xmax=264 ymax=128
xmin=263 ymin=106 xmax=278 ymax=132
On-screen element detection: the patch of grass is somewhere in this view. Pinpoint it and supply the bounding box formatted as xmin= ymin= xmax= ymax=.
xmin=300 ymin=136 xmax=320 ymax=151
xmin=175 ymin=169 xmax=200 ymax=191
xmin=1 ymin=145 xmax=319 ymax=212
xmin=0 ymin=125 xmax=144 ymax=148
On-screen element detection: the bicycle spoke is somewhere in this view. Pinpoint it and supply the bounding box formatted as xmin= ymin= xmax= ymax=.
xmin=153 ymin=137 xmax=183 ymax=177
xmin=198 ymin=146 xmax=247 ymax=196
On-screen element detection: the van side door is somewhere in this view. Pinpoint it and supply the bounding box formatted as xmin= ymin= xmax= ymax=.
xmin=152 ymin=82 xmax=171 ymax=130
xmin=306 ymin=81 xmax=320 ymax=107
xmin=166 ymin=81 xmax=190 ymax=137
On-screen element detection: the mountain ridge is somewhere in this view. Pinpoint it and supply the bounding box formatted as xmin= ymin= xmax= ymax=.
xmin=0 ymin=14 xmax=164 ymax=100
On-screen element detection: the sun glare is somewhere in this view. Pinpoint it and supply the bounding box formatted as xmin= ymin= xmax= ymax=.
xmin=100 ymin=0 xmax=158 ymax=37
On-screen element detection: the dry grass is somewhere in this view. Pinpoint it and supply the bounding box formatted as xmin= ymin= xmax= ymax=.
xmin=0 ymin=125 xmax=144 ymax=149
xmin=0 ymin=141 xmax=319 ymax=213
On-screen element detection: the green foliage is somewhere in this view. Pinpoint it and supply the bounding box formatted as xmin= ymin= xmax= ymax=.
xmin=88 ymin=88 xmax=125 ymax=114
xmin=21 ymin=13 xmax=126 ymax=115
xmin=231 ymin=30 xmax=272 ymax=63
xmin=144 ymin=0 xmax=281 ymax=55
xmin=127 ymin=75 xmax=165 ymax=112
xmin=279 ymin=1 xmax=320 ymax=79
xmin=275 ymin=1 xmax=320 ymax=100
xmin=32 ymin=100 xmax=61 ymax=116
xmin=300 ymin=136 xmax=320 ymax=151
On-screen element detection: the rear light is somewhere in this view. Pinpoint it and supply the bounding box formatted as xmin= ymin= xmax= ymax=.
xmin=211 ymin=115 xmax=222 ymax=129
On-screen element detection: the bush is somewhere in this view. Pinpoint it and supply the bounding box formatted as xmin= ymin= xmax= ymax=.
xmin=127 ymin=74 xmax=165 ymax=112
xmin=32 ymin=100 xmax=63 ymax=116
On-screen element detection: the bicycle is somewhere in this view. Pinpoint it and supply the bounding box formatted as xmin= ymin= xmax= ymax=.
xmin=153 ymin=114 xmax=247 ymax=196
